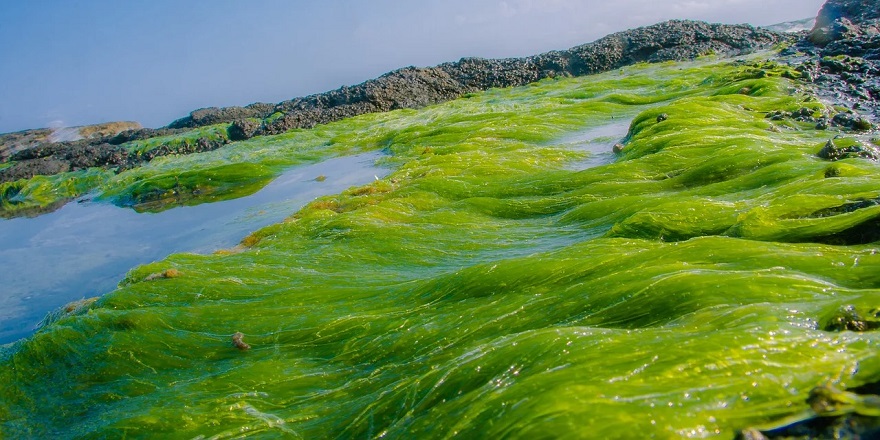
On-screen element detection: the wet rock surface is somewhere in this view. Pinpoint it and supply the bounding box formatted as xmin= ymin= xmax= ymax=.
xmin=781 ymin=0 xmax=880 ymax=132
xmin=817 ymin=138 xmax=880 ymax=160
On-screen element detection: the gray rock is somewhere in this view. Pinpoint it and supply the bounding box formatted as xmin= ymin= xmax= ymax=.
xmin=227 ymin=119 xmax=261 ymax=141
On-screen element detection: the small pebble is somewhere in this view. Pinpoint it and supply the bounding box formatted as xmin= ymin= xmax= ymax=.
xmin=232 ymin=332 xmax=251 ymax=350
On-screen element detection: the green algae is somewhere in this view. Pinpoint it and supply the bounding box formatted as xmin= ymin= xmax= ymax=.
xmin=120 ymin=124 xmax=231 ymax=156
xmin=99 ymin=163 xmax=275 ymax=212
xmin=0 ymin=168 xmax=113 ymax=218
xmin=2 ymin=56 xmax=880 ymax=438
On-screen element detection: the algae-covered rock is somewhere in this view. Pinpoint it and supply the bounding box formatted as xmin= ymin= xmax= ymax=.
xmin=813 ymin=0 xmax=880 ymax=34
xmin=818 ymin=138 xmax=880 ymax=160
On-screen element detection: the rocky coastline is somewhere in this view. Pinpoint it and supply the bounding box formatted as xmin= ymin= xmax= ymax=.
xmin=5 ymin=2 xmax=879 ymax=188
xmin=0 ymin=20 xmax=783 ymax=184
xmin=2 ymin=1 xmax=880 ymax=436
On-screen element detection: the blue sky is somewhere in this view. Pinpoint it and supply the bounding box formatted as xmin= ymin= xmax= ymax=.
xmin=0 ymin=0 xmax=825 ymax=133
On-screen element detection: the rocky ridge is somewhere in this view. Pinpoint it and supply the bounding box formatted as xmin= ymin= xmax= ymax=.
xmin=785 ymin=0 xmax=880 ymax=124
xmin=0 ymin=20 xmax=782 ymax=184
xmin=1 ymin=0 xmax=877 ymax=190
xmin=176 ymin=20 xmax=782 ymax=135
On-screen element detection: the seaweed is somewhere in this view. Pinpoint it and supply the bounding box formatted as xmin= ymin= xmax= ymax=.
xmin=2 ymin=55 xmax=880 ymax=439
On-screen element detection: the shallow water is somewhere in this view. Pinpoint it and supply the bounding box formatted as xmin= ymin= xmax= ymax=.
xmin=0 ymin=152 xmax=389 ymax=343
xmin=556 ymin=119 xmax=630 ymax=170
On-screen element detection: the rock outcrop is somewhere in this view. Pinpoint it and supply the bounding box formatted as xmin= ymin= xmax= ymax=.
xmin=0 ymin=19 xmax=784 ymax=183
xmin=212 ymin=20 xmax=784 ymax=136
xmin=168 ymin=103 xmax=274 ymax=130
xmin=783 ymin=0 xmax=880 ymax=129
xmin=809 ymin=0 xmax=880 ymax=55
xmin=0 ymin=121 xmax=140 ymax=163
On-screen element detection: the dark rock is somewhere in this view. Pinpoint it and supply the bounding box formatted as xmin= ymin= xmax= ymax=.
xmin=738 ymin=382 xmax=880 ymax=439
xmin=0 ymin=128 xmax=53 ymax=162
xmin=168 ymin=104 xmax=273 ymax=129
xmin=792 ymin=107 xmax=815 ymax=120
xmin=814 ymin=0 xmax=880 ymax=31
xmin=656 ymin=113 xmax=669 ymax=122
xmin=107 ymin=127 xmax=186 ymax=145
xmin=820 ymin=55 xmax=866 ymax=73
xmin=855 ymin=116 xmax=874 ymax=130
xmin=0 ymin=122 xmax=140 ymax=164
xmin=227 ymin=119 xmax=261 ymax=141
xmin=818 ymin=138 xmax=880 ymax=160
xmin=767 ymin=111 xmax=784 ymax=120
xmin=252 ymin=20 xmax=780 ymax=136
xmin=822 ymin=305 xmax=880 ymax=332
xmin=810 ymin=17 xmax=862 ymax=46
xmin=832 ymin=112 xmax=874 ymax=130
xmin=0 ymin=157 xmax=70 ymax=182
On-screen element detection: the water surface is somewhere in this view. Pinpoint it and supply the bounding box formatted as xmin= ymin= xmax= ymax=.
xmin=0 ymin=152 xmax=389 ymax=343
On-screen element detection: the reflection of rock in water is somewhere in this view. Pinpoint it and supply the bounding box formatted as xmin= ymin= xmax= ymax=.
xmin=0 ymin=197 xmax=71 ymax=219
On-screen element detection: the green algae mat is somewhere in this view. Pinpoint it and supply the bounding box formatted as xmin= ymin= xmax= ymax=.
xmin=3 ymin=55 xmax=880 ymax=438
